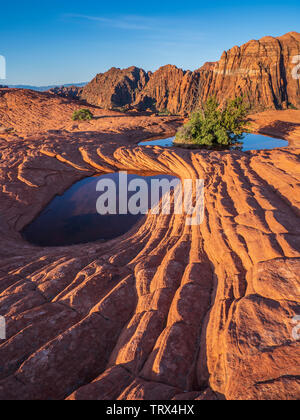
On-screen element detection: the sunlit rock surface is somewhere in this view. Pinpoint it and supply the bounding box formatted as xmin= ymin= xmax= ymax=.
xmin=0 ymin=88 xmax=299 ymax=400
xmin=80 ymin=32 xmax=300 ymax=114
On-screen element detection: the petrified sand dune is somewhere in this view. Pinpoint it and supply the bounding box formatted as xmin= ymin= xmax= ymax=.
xmin=0 ymin=95 xmax=299 ymax=400
xmin=0 ymin=88 xmax=180 ymax=139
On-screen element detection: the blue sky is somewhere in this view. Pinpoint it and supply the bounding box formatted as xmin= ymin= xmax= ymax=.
xmin=0 ymin=0 xmax=299 ymax=85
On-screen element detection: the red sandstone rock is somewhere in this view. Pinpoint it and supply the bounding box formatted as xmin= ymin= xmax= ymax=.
xmin=134 ymin=65 xmax=199 ymax=114
xmin=0 ymin=71 xmax=299 ymax=401
xmin=80 ymin=66 xmax=150 ymax=109
xmin=80 ymin=32 xmax=300 ymax=114
xmin=195 ymin=32 xmax=300 ymax=111
xmin=0 ymin=88 xmax=181 ymax=139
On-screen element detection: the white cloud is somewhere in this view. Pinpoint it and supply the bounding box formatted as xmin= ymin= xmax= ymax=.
xmin=66 ymin=14 xmax=156 ymax=31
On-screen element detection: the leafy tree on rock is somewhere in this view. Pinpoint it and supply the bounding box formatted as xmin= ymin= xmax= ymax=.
xmin=176 ymin=97 xmax=249 ymax=146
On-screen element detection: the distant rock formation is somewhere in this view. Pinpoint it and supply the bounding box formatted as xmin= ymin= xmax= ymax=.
xmin=81 ymin=32 xmax=300 ymax=113
xmin=133 ymin=65 xmax=200 ymax=114
xmin=3 ymin=83 xmax=86 ymax=92
xmin=48 ymin=85 xmax=83 ymax=99
xmin=80 ymin=66 xmax=151 ymax=109
xmin=193 ymin=32 xmax=300 ymax=112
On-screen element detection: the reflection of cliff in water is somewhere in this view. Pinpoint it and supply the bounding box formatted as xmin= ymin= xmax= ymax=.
xmin=22 ymin=172 xmax=178 ymax=247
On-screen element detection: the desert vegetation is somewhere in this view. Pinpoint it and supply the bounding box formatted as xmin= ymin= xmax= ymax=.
xmin=175 ymin=97 xmax=249 ymax=147
xmin=72 ymin=108 xmax=93 ymax=121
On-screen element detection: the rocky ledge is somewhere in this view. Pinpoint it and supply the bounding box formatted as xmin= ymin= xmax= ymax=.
xmin=0 ymin=94 xmax=299 ymax=400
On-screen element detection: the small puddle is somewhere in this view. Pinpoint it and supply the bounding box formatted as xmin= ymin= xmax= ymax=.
xmin=139 ymin=133 xmax=289 ymax=151
xmin=22 ymin=172 xmax=178 ymax=247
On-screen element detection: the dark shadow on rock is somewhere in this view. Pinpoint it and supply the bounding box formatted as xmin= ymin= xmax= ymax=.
xmin=248 ymin=118 xmax=300 ymax=139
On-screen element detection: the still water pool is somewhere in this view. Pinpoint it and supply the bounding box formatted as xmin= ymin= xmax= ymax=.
xmin=139 ymin=133 xmax=288 ymax=151
xmin=22 ymin=172 xmax=178 ymax=247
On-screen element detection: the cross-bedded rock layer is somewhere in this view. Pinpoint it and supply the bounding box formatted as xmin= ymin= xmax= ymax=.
xmin=0 ymin=102 xmax=299 ymax=400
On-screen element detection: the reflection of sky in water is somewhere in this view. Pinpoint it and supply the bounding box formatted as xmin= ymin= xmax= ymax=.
xmin=139 ymin=134 xmax=288 ymax=151
xmin=233 ymin=133 xmax=288 ymax=151
xmin=22 ymin=173 xmax=178 ymax=247
xmin=139 ymin=138 xmax=174 ymax=147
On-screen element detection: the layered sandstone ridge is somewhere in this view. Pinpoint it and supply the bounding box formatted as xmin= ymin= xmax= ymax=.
xmin=0 ymin=96 xmax=299 ymax=399
xmin=80 ymin=32 xmax=300 ymax=113
xmin=80 ymin=66 xmax=151 ymax=109
xmin=194 ymin=32 xmax=300 ymax=111
xmin=133 ymin=65 xmax=199 ymax=114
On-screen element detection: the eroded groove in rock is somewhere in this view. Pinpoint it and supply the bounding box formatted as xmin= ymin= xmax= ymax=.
xmin=0 ymin=109 xmax=299 ymax=400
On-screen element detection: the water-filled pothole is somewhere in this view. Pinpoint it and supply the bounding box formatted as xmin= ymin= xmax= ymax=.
xmin=139 ymin=133 xmax=289 ymax=151
xmin=22 ymin=172 xmax=178 ymax=247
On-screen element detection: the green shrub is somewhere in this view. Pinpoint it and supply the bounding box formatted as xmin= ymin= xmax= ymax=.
xmin=175 ymin=97 xmax=249 ymax=146
xmin=72 ymin=109 xmax=93 ymax=121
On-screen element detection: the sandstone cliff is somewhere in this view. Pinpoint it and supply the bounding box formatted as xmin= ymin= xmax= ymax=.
xmin=193 ymin=31 xmax=300 ymax=111
xmin=81 ymin=32 xmax=300 ymax=113
xmin=133 ymin=65 xmax=200 ymax=114
xmin=80 ymin=66 xmax=150 ymax=109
